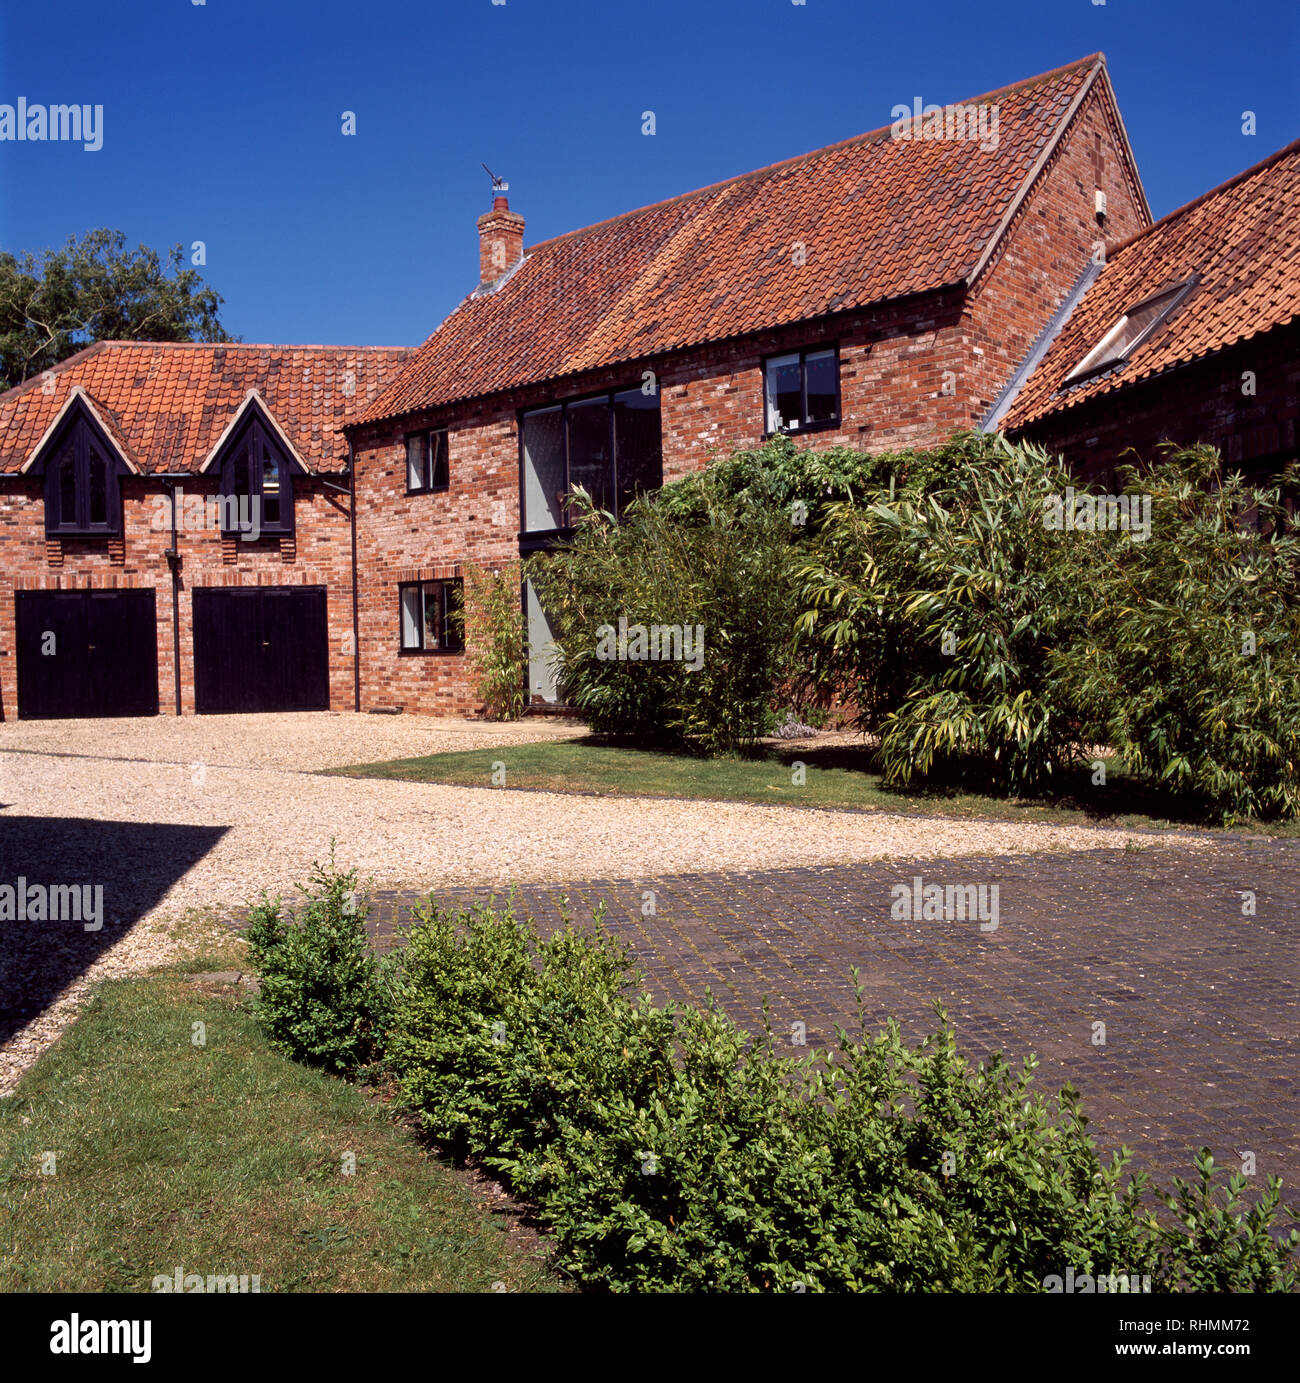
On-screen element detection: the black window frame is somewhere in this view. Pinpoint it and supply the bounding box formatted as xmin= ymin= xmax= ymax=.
xmin=41 ymin=404 xmax=127 ymax=538
xmin=404 ymin=427 xmax=450 ymax=495
xmin=762 ymin=345 xmax=841 ymax=438
xmin=398 ymin=577 xmax=464 ymax=655
xmin=214 ymin=410 xmax=298 ymax=537
xmin=517 ymin=383 xmax=664 ymax=538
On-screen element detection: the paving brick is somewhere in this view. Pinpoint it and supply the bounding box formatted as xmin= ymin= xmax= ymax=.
xmin=338 ymin=840 xmax=1300 ymax=1193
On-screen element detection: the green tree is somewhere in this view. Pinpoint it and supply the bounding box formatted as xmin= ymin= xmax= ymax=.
xmin=0 ymin=228 xmax=234 ymax=390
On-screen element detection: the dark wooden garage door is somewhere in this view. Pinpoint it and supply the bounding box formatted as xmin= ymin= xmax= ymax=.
xmin=192 ymin=586 xmax=329 ymax=714
xmin=15 ymin=589 xmax=159 ymax=719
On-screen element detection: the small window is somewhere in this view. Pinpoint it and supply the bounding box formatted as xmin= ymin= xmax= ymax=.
xmin=399 ymin=578 xmax=463 ymax=653
xmin=215 ymin=413 xmax=295 ymax=536
xmin=405 ymin=429 xmax=450 ymax=493
xmin=58 ymin=453 xmax=77 ymax=523
xmin=764 ymin=347 xmax=840 ymax=434
xmin=87 ymin=447 xmax=108 ymax=525
xmin=1065 ymin=280 xmax=1196 ymax=384
xmin=42 ymin=411 xmax=125 ymax=537
xmin=261 ymin=444 xmax=281 ymax=526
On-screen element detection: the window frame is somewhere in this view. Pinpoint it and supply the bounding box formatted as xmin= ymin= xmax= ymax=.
xmin=762 ymin=345 xmax=842 ymax=438
xmin=404 ymin=427 xmax=450 ymax=495
xmin=41 ymin=407 xmax=127 ymax=538
xmin=397 ymin=577 xmax=464 ymax=655
xmin=215 ymin=412 xmax=297 ymax=537
xmin=1064 ymin=278 xmax=1198 ymax=386
xmin=517 ymin=384 xmax=664 ymax=538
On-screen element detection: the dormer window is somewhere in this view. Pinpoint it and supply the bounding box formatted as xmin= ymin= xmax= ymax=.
xmin=33 ymin=394 xmax=129 ymax=537
xmin=1065 ymin=279 xmax=1197 ymax=385
xmin=208 ymin=403 xmax=301 ymax=536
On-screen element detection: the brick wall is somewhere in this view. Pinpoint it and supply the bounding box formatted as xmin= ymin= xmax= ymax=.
xmin=0 ymin=473 xmax=355 ymax=719
xmin=957 ymin=81 xmax=1151 ymax=423
xmin=353 ymin=402 xmax=520 ymax=715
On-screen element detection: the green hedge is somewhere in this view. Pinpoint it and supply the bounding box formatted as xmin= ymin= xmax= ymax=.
xmin=245 ymin=855 xmax=392 ymax=1075
xmin=245 ymin=862 xmax=1300 ymax=1290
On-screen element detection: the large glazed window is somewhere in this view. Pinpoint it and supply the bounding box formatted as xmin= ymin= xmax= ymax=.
xmin=613 ymin=388 xmax=663 ymax=515
xmin=521 ymin=386 xmax=663 ymax=534
xmin=522 ymin=406 xmax=566 ymax=532
xmin=566 ymin=397 xmax=613 ymax=512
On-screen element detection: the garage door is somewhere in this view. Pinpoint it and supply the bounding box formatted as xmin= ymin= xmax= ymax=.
xmin=193 ymin=586 xmax=329 ymax=714
xmin=15 ymin=589 xmax=159 ymax=719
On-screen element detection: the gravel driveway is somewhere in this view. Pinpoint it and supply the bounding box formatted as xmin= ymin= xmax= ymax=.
xmin=0 ymin=711 xmax=1206 ymax=1093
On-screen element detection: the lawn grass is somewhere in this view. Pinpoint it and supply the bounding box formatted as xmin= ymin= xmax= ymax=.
xmin=0 ymin=970 xmax=562 ymax=1293
xmin=330 ymin=734 xmax=1296 ymax=837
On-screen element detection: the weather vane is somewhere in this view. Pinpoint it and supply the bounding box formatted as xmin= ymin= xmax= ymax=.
xmin=481 ymin=162 xmax=509 ymax=196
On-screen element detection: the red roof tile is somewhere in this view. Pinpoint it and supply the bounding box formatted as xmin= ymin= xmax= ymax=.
xmin=1003 ymin=138 xmax=1300 ymax=430
xmin=358 ymin=56 xmax=1115 ymax=427
xmin=0 ymin=341 xmax=413 ymax=474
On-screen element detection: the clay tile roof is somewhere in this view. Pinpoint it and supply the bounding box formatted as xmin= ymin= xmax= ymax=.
xmin=1003 ymin=137 xmax=1300 ymax=430
xmin=0 ymin=341 xmax=413 ymax=475
xmin=357 ymin=55 xmax=1114 ymax=428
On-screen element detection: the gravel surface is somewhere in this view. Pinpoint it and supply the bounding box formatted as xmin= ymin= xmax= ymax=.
xmin=0 ymin=712 xmax=1207 ymax=1095
xmin=0 ymin=709 xmax=584 ymax=772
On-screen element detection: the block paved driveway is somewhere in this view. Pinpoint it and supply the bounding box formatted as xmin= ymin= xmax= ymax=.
xmin=362 ymin=840 xmax=1300 ymax=1196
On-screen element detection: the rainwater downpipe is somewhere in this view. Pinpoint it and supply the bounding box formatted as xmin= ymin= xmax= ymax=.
xmin=163 ymin=477 xmax=183 ymax=715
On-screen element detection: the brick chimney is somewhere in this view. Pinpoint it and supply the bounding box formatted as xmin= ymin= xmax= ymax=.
xmin=477 ymin=194 xmax=525 ymax=286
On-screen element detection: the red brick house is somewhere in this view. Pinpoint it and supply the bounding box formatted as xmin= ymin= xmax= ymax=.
xmin=0 ymin=342 xmax=410 ymax=718
xmin=345 ymin=53 xmax=1150 ymax=710
xmin=996 ymin=137 xmax=1300 ymax=489
xmin=0 ymin=53 xmax=1157 ymax=720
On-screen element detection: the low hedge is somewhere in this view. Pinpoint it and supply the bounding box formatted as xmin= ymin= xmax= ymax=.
xmin=250 ymin=861 xmax=1300 ymax=1292
xmin=245 ymin=855 xmax=392 ymax=1075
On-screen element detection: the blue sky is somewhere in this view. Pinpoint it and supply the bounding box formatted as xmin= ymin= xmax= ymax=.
xmin=1 ymin=0 xmax=1296 ymax=348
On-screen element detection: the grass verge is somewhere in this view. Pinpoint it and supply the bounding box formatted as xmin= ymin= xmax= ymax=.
xmin=329 ymin=736 xmax=1297 ymax=837
xmin=0 ymin=970 xmax=561 ymax=1293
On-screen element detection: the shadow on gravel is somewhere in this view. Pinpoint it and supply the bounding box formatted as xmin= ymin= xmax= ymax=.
xmin=0 ymin=815 xmax=227 ymax=1047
